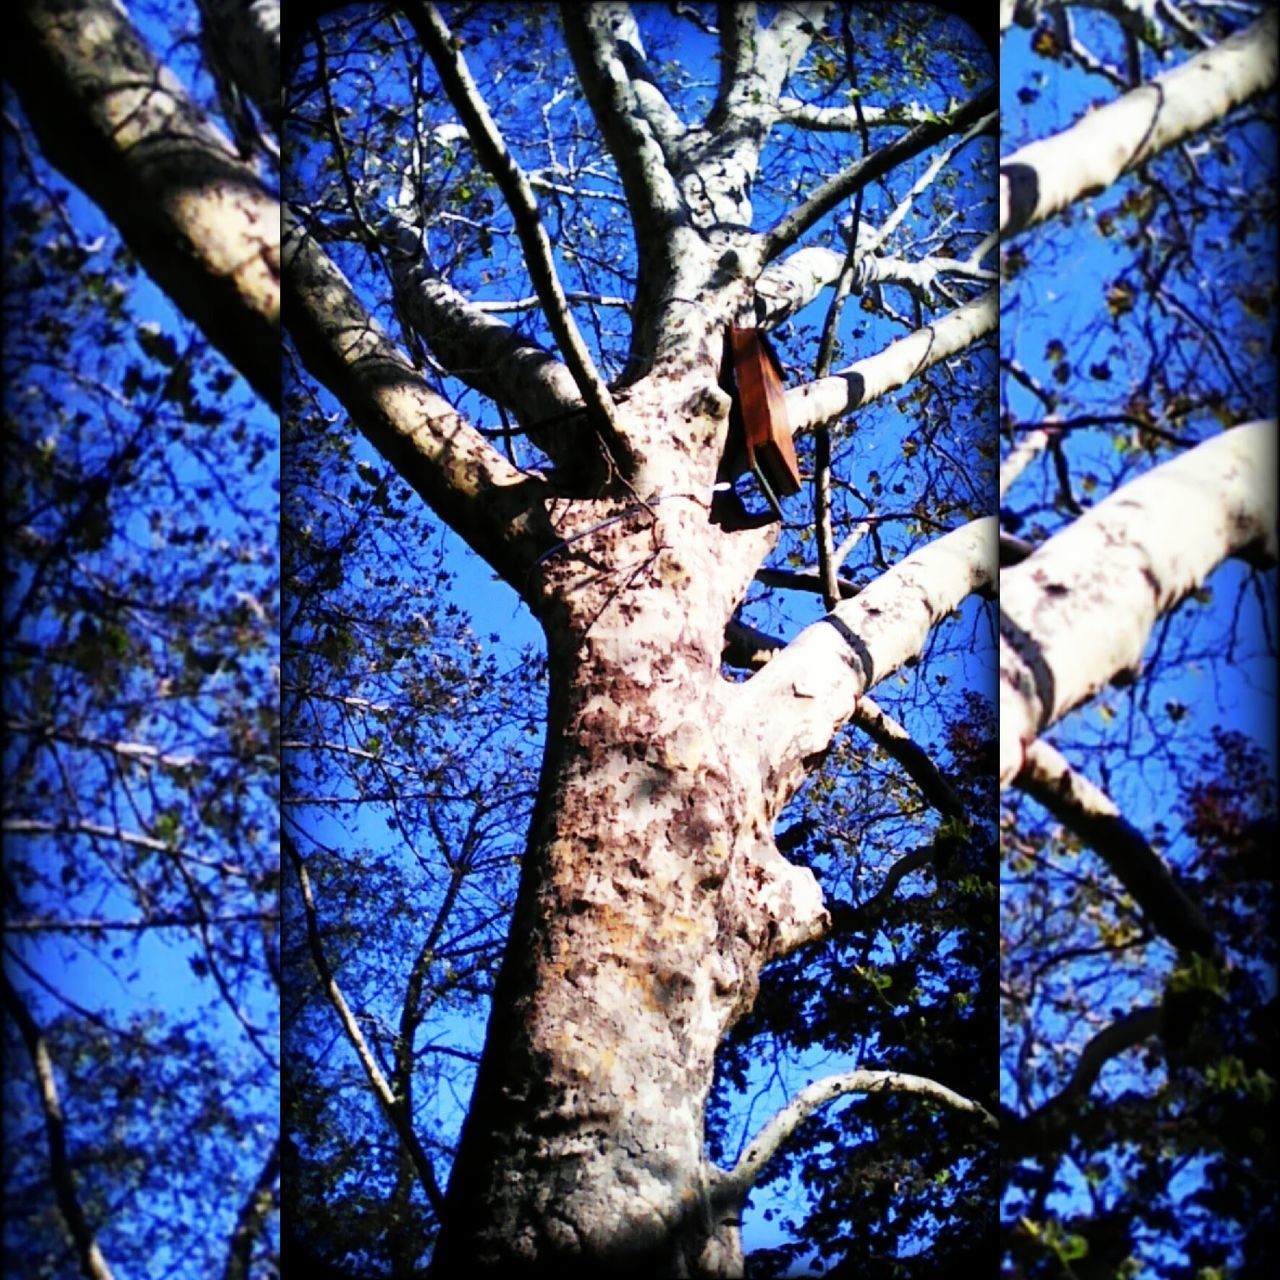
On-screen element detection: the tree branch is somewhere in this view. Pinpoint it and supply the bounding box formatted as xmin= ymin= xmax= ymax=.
xmin=1001 ymin=11 xmax=1278 ymax=237
xmin=853 ymin=698 xmax=968 ymax=821
xmin=560 ymin=3 xmax=684 ymax=252
xmin=1016 ymin=740 xmax=1217 ymax=957
xmin=785 ymin=289 xmax=998 ymax=436
xmin=406 ymin=2 xmax=630 ymax=466
xmin=282 ymin=206 xmax=556 ymax=597
xmin=1002 ymin=1005 xmax=1164 ymax=1159
xmin=720 ymin=1068 xmax=996 ymax=1199
xmin=763 ymin=86 xmax=996 ymax=262
xmin=6 ymin=0 xmax=280 ymax=407
xmin=736 ymin=517 xmax=997 ymax=808
xmin=378 ymin=215 xmax=597 ymax=467
xmin=1000 ymin=421 xmax=1277 ymax=785
xmin=284 ymin=830 xmax=445 ymax=1216
xmin=222 ymin=1138 xmax=280 ymax=1280
xmin=200 ymin=0 xmax=281 ymax=136
xmin=1 ymin=970 xmax=116 ymax=1280
xmin=773 ymin=95 xmax=948 ymax=131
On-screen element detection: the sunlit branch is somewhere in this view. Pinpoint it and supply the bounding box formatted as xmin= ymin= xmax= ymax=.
xmin=999 ymin=421 xmax=1278 ymax=785
xmin=559 ymin=5 xmax=684 ymax=258
xmin=1 ymin=970 xmax=117 ymax=1280
xmin=763 ymin=86 xmax=996 ymax=262
xmin=720 ymin=1069 xmax=996 ymax=1199
xmin=593 ymin=4 xmax=687 ymax=151
xmin=3 ymin=818 xmax=243 ymax=874
xmin=284 ymin=829 xmax=446 ymax=1216
xmin=406 ymin=2 xmax=629 ymax=463
xmin=786 ymin=289 xmax=998 ymax=436
xmin=740 ymin=517 xmax=997 ymax=807
xmin=774 ymin=96 xmax=945 ymax=131
xmin=473 ymin=291 xmax=632 ymax=314
xmin=281 ymin=206 xmax=555 ymax=594
xmin=1016 ymin=740 xmax=1218 ymax=957
xmin=999 ymin=420 xmax=1061 ymax=500
xmin=1000 ymin=11 xmax=1279 ymax=237
xmin=4 ymin=722 xmax=197 ymax=772
xmin=8 ymin=0 xmax=280 ymax=408
xmin=754 ymin=245 xmax=850 ymax=327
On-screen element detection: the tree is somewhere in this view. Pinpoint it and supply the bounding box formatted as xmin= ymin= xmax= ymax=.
xmin=3 ymin=2 xmax=280 ymax=1275
xmin=283 ymin=4 xmax=997 ymax=1275
xmin=998 ymin=4 xmax=1277 ymax=1274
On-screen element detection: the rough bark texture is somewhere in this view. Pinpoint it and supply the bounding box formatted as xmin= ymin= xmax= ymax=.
xmin=431 ymin=389 xmax=826 ymax=1276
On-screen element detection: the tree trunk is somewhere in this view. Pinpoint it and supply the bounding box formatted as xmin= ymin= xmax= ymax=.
xmin=431 ymin=487 xmax=828 ymax=1276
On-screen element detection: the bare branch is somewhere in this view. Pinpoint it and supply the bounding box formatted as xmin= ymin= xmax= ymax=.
xmin=1000 ymin=421 xmax=1277 ymax=785
xmin=7 ymin=0 xmax=280 ymax=407
xmin=853 ymin=699 xmax=967 ymax=821
xmin=282 ymin=207 xmax=555 ymax=596
xmin=1001 ymin=12 xmax=1279 ymax=237
xmin=736 ymin=517 xmax=997 ymax=808
xmin=591 ymin=3 xmax=687 ymax=152
xmin=763 ymin=86 xmax=996 ymax=262
xmin=786 ymin=289 xmax=998 ymax=437
xmin=284 ymin=830 xmax=445 ymax=1216
xmin=1 ymin=970 xmax=117 ymax=1280
xmin=774 ymin=96 xmax=947 ymax=131
xmin=1003 ymin=1006 xmax=1164 ymax=1158
xmin=722 ymin=615 xmax=785 ymax=671
xmin=721 ymin=1068 xmax=996 ymax=1199
xmin=1017 ymin=740 xmax=1217 ymax=957
xmin=999 ymin=419 xmax=1061 ymax=500
xmin=560 ymin=4 xmax=684 ymax=247
xmin=406 ymin=3 xmax=628 ymax=463
xmin=710 ymin=2 xmax=756 ymax=125
xmin=754 ymin=565 xmax=859 ymax=599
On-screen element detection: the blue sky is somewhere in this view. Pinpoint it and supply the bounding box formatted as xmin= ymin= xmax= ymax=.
xmin=999 ymin=13 xmax=1277 ymax=1272
xmin=3 ymin=10 xmax=280 ymax=1267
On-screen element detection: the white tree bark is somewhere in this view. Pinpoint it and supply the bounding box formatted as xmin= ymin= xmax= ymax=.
xmin=786 ymin=290 xmax=997 ymax=436
xmin=1001 ymin=11 xmax=1279 ymax=237
xmin=740 ymin=518 xmax=998 ymax=809
xmin=1000 ymin=421 xmax=1278 ymax=785
xmin=282 ymin=208 xmax=553 ymax=587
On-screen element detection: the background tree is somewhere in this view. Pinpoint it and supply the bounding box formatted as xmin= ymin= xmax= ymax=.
xmin=998 ymin=5 xmax=1277 ymax=1274
xmin=283 ymin=4 xmax=998 ymax=1276
xmin=3 ymin=2 xmax=280 ymax=1276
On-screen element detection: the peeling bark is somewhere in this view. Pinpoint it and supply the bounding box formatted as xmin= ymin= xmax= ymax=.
xmin=432 ymin=498 xmax=827 ymax=1275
